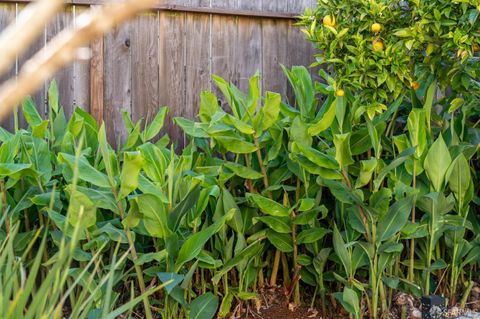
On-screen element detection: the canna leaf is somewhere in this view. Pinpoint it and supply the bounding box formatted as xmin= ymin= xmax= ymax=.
xmin=135 ymin=194 xmax=171 ymax=238
xmin=291 ymin=142 xmax=339 ymax=169
xmin=212 ymin=241 xmax=263 ymax=284
xmin=333 ymin=224 xmax=352 ymax=275
xmin=254 ymin=216 xmax=291 ymax=233
xmin=246 ymin=193 xmax=290 ymax=217
xmin=267 ymin=230 xmax=293 ymax=252
xmin=174 ymin=209 xmax=234 ymax=272
xmin=424 ymin=135 xmax=452 ymax=192
xmin=58 ymin=153 xmax=111 ymax=188
xmin=376 ymin=196 xmax=413 ymax=242
xmin=199 ymin=91 xmax=221 ymax=123
xmin=223 ymin=162 xmax=263 ymax=179
xmin=215 ymin=136 xmax=257 ymax=154
xmin=143 ymin=107 xmax=168 ymax=142
xmin=119 ymin=151 xmax=144 ymax=199
xmin=308 ymin=98 xmax=337 ymax=136
xmin=333 ymin=133 xmax=354 ymax=168
xmin=189 ymin=293 xmax=219 ymax=319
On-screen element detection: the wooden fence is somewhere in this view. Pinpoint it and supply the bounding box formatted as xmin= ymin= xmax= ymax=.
xmin=0 ymin=0 xmax=318 ymax=147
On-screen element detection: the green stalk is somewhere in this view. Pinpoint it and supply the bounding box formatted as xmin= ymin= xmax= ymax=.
xmin=409 ymin=160 xmax=417 ymax=283
xmin=113 ymin=191 xmax=153 ymax=319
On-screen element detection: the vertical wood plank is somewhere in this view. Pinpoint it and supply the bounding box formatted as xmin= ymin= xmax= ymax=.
xmin=90 ymin=34 xmax=104 ymax=125
xmin=286 ymin=0 xmax=317 ymax=103
xmin=0 ymin=3 xmax=17 ymax=131
xmin=184 ymin=11 xmax=210 ymax=124
xmin=211 ymin=4 xmax=238 ymax=107
xmin=46 ymin=6 xmax=75 ymax=117
xmin=72 ymin=5 xmax=90 ymax=112
xmin=104 ymin=22 xmax=132 ymax=147
xmin=131 ymin=11 xmax=159 ymax=124
xmin=158 ymin=11 xmax=186 ymax=149
xmin=261 ymin=1 xmax=288 ymax=97
xmin=236 ymin=0 xmax=262 ymax=93
xmin=17 ymin=3 xmax=46 ymax=122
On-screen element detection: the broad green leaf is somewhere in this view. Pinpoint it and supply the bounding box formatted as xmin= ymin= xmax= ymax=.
xmin=423 ymin=81 xmax=436 ymax=132
xmin=157 ymin=272 xmax=184 ymax=294
xmin=58 ymin=153 xmax=111 ymax=188
xmin=119 ymin=151 xmax=144 ymax=199
xmin=377 ymin=196 xmax=413 ymax=242
xmin=447 ymin=154 xmax=471 ymax=210
xmin=135 ymin=194 xmax=171 ymax=238
xmin=215 ymin=136 xmax=257 ymax=154
xmin=373 ymin=147 xmax=416 ymax=190
xmin=291 ymin=142 xmax=339 ymax=169
xmin=333 ymin=224 xmax=351 ymax=275
xmin=22 ymin=97 xmax=42 ymax=127
xmin=246 ymin=193 xmax=290 ymax=217
xmin=139 ymin=142 xmax=167 ymax=183
xmin=223 ymin=162 xmax=263 ymax=179
xmin=224 ymin=114 xmax=255 ymax=135
xmin=199 ymin=91 xmax=221 ymax=122
xmin=212 ymin=241 xmax=263 ymax=284
xmin=260 ymin=91 xmax=281 ymax=131
xmin=254 ymin=216 xmax=291 ymax=233
xmin=189 ymin=293 xmax=219 ymax=319
xmin=355 ymin=158 xmax=377 ymax=188
xmin=174 ymin=117 xmax=209 ymax=138
xmin=174 ymin=209 xmax=234 ymax=271
xmin=342 ymin=287 xmax=360 ymax=319
xmin=48 ymin=80 xmax=59 ymax=113
xmin=266 ymin=230 xmax=293 ymax=252
xmin=424 ymin=135 xmax=452 ymax=192
xmin=333 ymin=133 xmax=354 ymax=168
xmin=308 ymin=98 xmax=337 ymax=136
xmin=297 ymin=227 xmax=330 ymax=244
xmin=143 ymin=107 xmax=168 ymax=141
xmin=67 ymin=189 xmax=97 ymax=227
xmin=168 ymin=186 xmax=201 ymax=232
xmin=407 ymin=109 xmax=427 ymax=158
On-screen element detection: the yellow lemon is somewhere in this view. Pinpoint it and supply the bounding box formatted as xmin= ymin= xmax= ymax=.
xmin=371 ymin=23 xmax=382 ymax=33
xmin=323 ymin=15 xmax=336 ymax=27
xmin=373 ymin=41 xmax=384 ymax=52
xmin=335 ymin=89 xmax=345 ymax=97
xmin=411 ymin=81 xmax=420 ymax=91
xmin=426 ymin=43 xmax=435 ymax=56
xmin=457 ymin=49 xmax=468 ymax=59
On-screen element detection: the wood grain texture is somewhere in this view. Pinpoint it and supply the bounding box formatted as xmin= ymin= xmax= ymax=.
xmin=261 ymin=1 xmax=288 ymax=97
xmin=158 ymin=10 xmax=186 ymax=149
xmin=236 ymin=0 xmax=262 ymax=93
xmin=46 ymin=6 xmax=75 ymax=117
xmin=90 ymin=31 xmax=104 ymax=124
xmin=285 ymin=0 xmax=316 ymax=104
xmin=104 ymin=21 xmax=132 ymax=147
xmin=0 ymin=3 xmax=16 ymax=131
xmin=17 ymin=3 xmax=46 ymax=121
xmin=131 ymin=11 xmax=159 ymax=124
xmin=72 ymin=5 xmax=90 ymax=111
xmin=185 ymin=12 xmax=210 ymax=123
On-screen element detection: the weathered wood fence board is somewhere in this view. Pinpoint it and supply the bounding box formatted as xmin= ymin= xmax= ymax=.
xmin=0 ymin=0 xmax=318 ymax=147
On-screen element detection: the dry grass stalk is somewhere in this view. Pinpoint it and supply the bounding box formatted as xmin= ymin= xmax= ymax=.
xmin=0 ymin=0 xmax=156 ymax=121
xmin=0 ymin=0 xmax=65 ymax=78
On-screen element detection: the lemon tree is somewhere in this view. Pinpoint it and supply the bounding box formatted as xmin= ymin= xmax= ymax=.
xmin=299 ymin=0 xmax=480 ymax=120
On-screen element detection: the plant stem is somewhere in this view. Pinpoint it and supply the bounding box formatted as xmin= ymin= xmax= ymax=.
xmin=409 ymin=160 xmax=416 ymax=283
